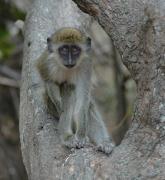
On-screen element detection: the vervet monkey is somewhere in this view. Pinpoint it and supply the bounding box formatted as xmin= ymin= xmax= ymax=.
xmin=37 ymin=27 xmax=114 ymax=154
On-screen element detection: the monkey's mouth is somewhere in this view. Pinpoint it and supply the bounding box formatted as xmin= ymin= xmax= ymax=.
xmin=64 ymin=64 xmax=75 ymax=69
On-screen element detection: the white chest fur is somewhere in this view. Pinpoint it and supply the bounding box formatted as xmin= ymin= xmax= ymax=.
xmin=53 ymin=67 xmax=80 ymax=84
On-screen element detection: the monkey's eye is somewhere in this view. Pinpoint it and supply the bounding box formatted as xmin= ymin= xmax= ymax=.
xmin=59 ymin=45 xmax=69 ymax=55
xmin=71 ymin=45 xmax=81 ymax=55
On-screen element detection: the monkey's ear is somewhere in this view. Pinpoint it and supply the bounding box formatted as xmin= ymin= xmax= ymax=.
xmin=86 ymin=37 xmax=91 ymax=51
xmin=47 ymin=37 xmax=53 ymax=53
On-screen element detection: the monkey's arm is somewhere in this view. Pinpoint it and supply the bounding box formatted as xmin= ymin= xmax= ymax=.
xmin=58 ymin=83 xmax=80 ymax=148
xmin=72 ymin=71 xmax=91 ymax=146
xmin=36 ymin=51 xmax=62 ymax=114
xmin=59 ymin=83 xmax=89 ymax=148
xmin=45 ymin=82 xmax=62 ymax=115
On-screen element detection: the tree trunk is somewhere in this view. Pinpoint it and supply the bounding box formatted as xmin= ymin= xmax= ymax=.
xmin=20 ymin=0 xmax=165 ymax=179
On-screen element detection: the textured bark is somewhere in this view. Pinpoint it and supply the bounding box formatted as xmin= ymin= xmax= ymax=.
xmin=72 ymin=0 xmax=165 ymax=178
xmin=20 ymin=0 xmax=165 ymax=179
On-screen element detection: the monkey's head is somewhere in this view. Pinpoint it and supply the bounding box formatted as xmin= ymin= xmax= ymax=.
xmin=47 ymin=27 xmax=91 ymax=69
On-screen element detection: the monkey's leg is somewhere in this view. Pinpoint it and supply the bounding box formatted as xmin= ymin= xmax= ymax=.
xmin=87 ymin=102 xmax=115 ymax=154
xmin=45 ymin=82 xmax=62 ymax=115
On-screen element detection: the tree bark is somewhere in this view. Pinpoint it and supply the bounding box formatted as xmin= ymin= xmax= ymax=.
xmin=20 ymin=0 xmax=165 ymax=179
xmin=72 ymin=0 xmax=165 ymax=178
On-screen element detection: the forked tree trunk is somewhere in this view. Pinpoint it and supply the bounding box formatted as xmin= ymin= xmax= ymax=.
xmin=20 ymin=0 xmax=165 ymax=179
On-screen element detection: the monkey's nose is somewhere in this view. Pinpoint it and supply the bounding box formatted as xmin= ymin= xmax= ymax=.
xmin=65 ymin=64 xmax=75 ymax=68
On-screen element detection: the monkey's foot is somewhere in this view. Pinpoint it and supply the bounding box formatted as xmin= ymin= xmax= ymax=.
xmin=64 ymin=136 xmax=86 ymax=149
xmin=97 ymin=140 xmax=115 ymax=154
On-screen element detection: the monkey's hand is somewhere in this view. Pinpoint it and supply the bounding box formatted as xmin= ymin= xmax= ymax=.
xmin=64 ymin=135 xmax=87 ymax=149
xmin=97 ymin=138 xmax=115 ymax=155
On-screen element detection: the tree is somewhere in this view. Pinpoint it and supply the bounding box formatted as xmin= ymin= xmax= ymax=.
xmin=20 ymin=0 xmax=165 ymax=179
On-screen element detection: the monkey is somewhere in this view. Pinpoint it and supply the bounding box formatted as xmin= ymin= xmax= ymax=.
xmin=37 ymin=27 xmax=115 ymax=154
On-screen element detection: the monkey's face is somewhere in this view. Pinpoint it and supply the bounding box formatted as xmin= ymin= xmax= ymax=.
xmin=58 ymin=44 xmax=82 ymax=68
xmin=47 ymin=36 xmax=91 ymax=69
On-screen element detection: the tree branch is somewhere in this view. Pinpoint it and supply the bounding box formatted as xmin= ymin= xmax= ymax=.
xmin=0 ymin=76 xmax=20 ymax=88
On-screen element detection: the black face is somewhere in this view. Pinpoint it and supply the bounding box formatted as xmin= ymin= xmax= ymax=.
xmin=58 ymin=45 xmax=81 ymax=68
